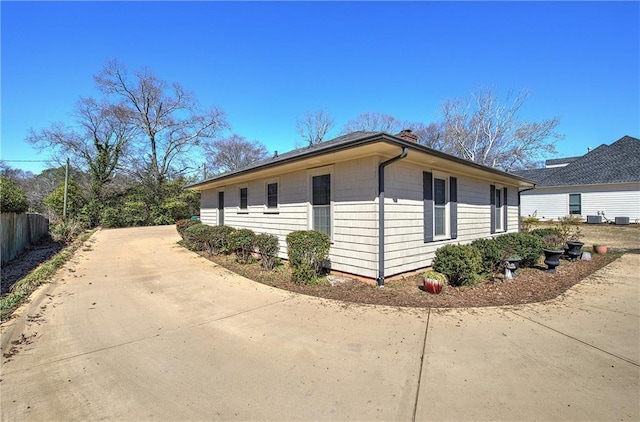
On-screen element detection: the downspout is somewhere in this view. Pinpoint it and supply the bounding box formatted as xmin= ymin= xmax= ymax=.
xmin=377 ymin=147 xmax=409 ymax=287
xmin=517 ymin=185 xmax=536 ymax=232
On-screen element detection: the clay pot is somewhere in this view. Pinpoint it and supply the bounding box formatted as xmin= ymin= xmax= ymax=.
xmin=594 ymin=245 xmax=608 ymax=254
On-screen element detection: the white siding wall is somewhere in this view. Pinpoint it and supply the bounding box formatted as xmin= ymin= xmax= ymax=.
xmin=199 ymin=156 xmax=522 ymax=279
xmin=198 ymin=157 xmax=380 ymax=278
xmin=383 ymin=162 xmax=520 ymax=276
xmin=521 ymin=183 xmax=640 ymax=222
xmin=200 ymin=189 xmax=218 ymax=225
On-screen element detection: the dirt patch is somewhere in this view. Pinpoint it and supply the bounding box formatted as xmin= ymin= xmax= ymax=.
xmin=1 ymin=241 xmax=65 ymax=295
xmin=202 ymin=249 xmax=621 ymax=308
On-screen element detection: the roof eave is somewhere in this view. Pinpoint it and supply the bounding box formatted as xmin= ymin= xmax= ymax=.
xmin=188 ymin=132 xmax=535 ymax=190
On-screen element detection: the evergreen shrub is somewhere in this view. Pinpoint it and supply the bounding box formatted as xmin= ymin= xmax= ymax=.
xmin=228 ymin=228 xmax=256 ymax=263
xmin=210 ymin=225 xmax=236 ymax=254
xmin=470 ymin=238 xmax=504 ymax=274
xmin=432 ymin=244 xmax=482 ymax=286
xmin=494 ymin=232 xmax=543 ymax=267
xmin=254 ymin=233 xmax=280 ymax=270
xmin=286 ymin=230 xmax=330 ymax=280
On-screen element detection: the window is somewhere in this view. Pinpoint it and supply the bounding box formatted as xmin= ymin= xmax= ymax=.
xmin=239 ymin=187 xmax=248 ymax=210
xmin=495 ymin=187 xmax=503 ymax=231
xmin=312 ymin=174 xmax=331 ymax=237
xmin=424 ymin=172 xmax=457 ymax=242
xmin=434 ymin=178 xmax=447 ymax=237
xmin=267 ymin=183 xmax=278 ymax=209
xmin=490 ymin=185 xmax=508 ymax=234
xmin=569 ymin=193 xmax=581 ymax=215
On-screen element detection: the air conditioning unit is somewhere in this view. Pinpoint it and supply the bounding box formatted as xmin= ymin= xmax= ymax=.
xmin=586 ymin=215 xmax=602 ymax=224
xmin=615 ymin=217 xmax=630 ymax=225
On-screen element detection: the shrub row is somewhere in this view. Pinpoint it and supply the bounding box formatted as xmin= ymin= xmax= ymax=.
xmin=434 ymin=232 xmax=546 ymax=286
xmin=176 ymin=222 xmax=331 ymax=280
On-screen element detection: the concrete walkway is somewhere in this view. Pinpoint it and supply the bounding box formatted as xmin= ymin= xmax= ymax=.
xmin=1 ymin=226 xmax=638 ymax=421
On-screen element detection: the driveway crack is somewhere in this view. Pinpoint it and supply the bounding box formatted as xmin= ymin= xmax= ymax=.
xmin=510 ymin=310 xmax=639 ymax=367
xmin=412 ymin=308 xmax=430 ymax=422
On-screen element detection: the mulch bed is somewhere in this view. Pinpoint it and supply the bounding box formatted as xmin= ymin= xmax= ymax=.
xmin=201 ymin=250 xmax=621 ymax=308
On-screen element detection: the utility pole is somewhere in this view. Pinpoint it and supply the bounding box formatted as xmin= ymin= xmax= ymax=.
xmin=63 ymin=158 xmax=69 ymax=220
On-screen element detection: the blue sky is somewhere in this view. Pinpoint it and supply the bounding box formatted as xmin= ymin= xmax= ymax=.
xmin=2 ymin=1 xmax=638 ymax=175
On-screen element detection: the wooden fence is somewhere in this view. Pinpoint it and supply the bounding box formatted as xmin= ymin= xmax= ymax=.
xmin=1 ymin=213 xmax=50 ymax=266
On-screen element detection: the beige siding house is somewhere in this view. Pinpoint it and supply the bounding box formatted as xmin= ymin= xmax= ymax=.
xmin=189 ymin=131 xmax=533 ymax=285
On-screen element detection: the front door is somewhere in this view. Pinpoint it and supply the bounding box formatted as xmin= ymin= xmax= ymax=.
xmin=218 ymin=191 xmax=224 ymax=225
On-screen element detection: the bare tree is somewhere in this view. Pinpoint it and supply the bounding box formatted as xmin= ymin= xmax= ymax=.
xmin=295 ymin=109 xmax=335 ymax=146
xmin=95 ymin=60 xmax=228 ymax=197
xmin=341 ymin=111 xmax=404 ymax=134
xmin=437 ymin=87 xmax=561 ymax=171
xmin=203 ymin=134 xmax=269 ymax=175
xmin=27 ymin=97 xmax=135 ymax=200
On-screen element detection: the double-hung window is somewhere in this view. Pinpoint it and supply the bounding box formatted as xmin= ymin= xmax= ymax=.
xmin=569 ymin=194 xmax=581 ymax=215
xmin=424 ymin=171 xmax=457 ymax=242
xmin=490 ymin=185 xmax=508 ymax=234
xmin=433 ymin=177 xmax=447 ymax=237
xmin=495 ymin=187 xmax=503 ymax=232
xmin=312 ymin=174 xmax=331 ymax=237
xmin=239 ymin=187 xmax=248 ymax=210
xmin=267 ymin=183 xmax=278 ymax=209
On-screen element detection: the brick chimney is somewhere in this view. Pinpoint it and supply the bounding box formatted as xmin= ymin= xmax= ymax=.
xmin=396 ymin=129 xmax=418 ymax=143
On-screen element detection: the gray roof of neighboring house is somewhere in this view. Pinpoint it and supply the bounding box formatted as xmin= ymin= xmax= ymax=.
xmin=512 ymin=135 xmax=640 ymax=187
xmin=545 ymin=156 xmax=581 ymax=166
xmin=188 ymin=131 xmax=534 ymax=189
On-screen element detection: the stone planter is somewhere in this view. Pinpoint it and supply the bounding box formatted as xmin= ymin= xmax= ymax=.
xmin=565 ymin=241 xmax=584 ymax=261
xmin=542 ymin=249 xmax=563 ymax=273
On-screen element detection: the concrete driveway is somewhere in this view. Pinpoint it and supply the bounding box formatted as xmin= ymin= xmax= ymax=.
xmin=1 ymin=226 xmax=638 ymax=421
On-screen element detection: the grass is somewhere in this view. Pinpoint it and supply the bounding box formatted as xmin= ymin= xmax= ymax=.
xmin=528 ymin=221 xmax=640 ymax=250
xmin=0 ymin=229 xmax=97 ymax=321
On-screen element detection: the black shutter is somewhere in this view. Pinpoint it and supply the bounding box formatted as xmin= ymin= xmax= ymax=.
xmin=503 ymin=187 xmax=508 ymax=232
xmin=450 ymin=177 xmax=458 ymax=239
xmin=423 ymin=172 xmax=433 ymax=243
xmin=490 ymin=184 xmax=496 ymax=234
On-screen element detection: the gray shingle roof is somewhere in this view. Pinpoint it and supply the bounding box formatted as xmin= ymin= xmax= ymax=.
xmin=188 ymin=131 xmax=534 ymax=189
xmin=545 ymin=156 xmax=581 ymax=166
xmin=513 ymin=135 xmax=640 ymax=187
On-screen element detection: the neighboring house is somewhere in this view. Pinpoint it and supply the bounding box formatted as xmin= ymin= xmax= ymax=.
xmin=188 ymin=130 xmax=534 ymax=285
xmin=513 ymin=135 xmax=640 ymax=222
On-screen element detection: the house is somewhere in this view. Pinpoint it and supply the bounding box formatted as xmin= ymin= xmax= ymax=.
xmin=188 ymin=130 xmax=534 ymax=285
xmin=513 ymin=135 xmax=640 ymax=223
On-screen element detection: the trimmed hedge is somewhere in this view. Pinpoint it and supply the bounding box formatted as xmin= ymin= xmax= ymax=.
xmin=432 ymin=244 xmax=483 ymax=286
xmin=210 ymin=225 xmax=236 ymax=255
xmin=254 ymin=233 xmax=280 ymax=270
xmin=228 ymin=228 xmax=256 ymax=264
xmin=493 ymin=232 xmax=543 ymax=268
xmin=286 ymin=230 xmax=330 ymax=284
xmin=176 ymin=219 xmax=201 ymax=237
xmin=183 ymin=223 xmax=215 ymax=254
xmin=470 ymin=238 xmax=504 ymax=274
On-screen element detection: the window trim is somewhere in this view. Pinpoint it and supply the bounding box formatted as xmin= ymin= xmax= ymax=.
xmin=495 ymin=186 xmax=503 ymax=232
xmin=490 ymin=184 xmax=508 ymax=234
xmin=308 ymin=166 xmax=333 ymax=239
xmin=424 ymin=171 xmax=456 ymax=242
xmin=433 ymin=175 xmax=449 ymax=240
